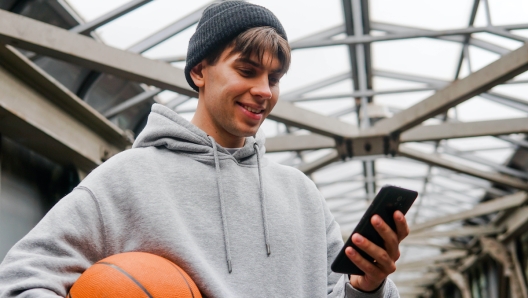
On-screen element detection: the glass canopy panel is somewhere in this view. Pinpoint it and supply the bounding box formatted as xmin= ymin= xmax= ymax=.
xmin=471 ymin=33 xmax=524 ymax=51
xmin=487 ymin=0 xmax=528 ymax=26
xmin=457 ymin=96 xmax=527 ymax=122
xmin=92 ymin=0 xmax=210 ymax=50
xmin=301 ymin=79 xmax=354 ymax=99
xmin=372 ymin=38 xmax=462 ymax=81
xmin=249 ymin=0 xmax=344 ymax=41
xmin=65 ymin=0 xmax=130 ymax=22
xmin=370 ymin=0 xmax=473 ymax=30
xmin=142 ymin=24 xmax=198 ymax=60
xmin=280 ymin=46 xmax=351 ymax=94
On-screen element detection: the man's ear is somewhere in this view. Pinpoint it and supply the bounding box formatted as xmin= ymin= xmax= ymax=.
xmin=190 ymin=61 xmax=206 ymax=88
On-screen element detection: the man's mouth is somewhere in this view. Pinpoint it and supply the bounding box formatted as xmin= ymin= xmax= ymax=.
xmin=239 ymin=104 xmax=264 ymax=114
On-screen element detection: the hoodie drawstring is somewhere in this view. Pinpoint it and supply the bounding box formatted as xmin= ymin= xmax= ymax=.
xmin=209 ymin=136 xmax=233 ymax=273
xmin=208 ymin=137 xmax=270 ymax=274
xmin=253 ymin=143 xmax=271 ymax=256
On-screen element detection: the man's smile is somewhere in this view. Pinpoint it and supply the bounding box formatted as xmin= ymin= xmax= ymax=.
xmin=237 ymin=102 xmax=265 ymax=114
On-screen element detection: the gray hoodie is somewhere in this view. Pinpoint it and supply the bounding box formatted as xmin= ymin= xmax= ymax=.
xmin=0 ymin=104 xmax=399 ymax=297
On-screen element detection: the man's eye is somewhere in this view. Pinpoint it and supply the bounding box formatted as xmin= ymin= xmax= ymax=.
xmin=239 ymin=69 xmax=254 ymax=76
xmin=269 ymin=77 xmax=280 ymax=86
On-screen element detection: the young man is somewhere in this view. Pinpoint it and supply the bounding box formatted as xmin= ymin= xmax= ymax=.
xmin=0 ymin=1 xmax=408 ymax=297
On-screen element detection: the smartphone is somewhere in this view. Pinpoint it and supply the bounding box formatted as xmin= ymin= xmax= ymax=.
xmin=331 ymin=185 xmax=417 ymax=275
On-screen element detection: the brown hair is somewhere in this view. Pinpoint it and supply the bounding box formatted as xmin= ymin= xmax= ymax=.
xmin=205 ymin=26 xmax=291 ymax=75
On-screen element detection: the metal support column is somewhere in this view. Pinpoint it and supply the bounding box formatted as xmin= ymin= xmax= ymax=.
xmin=480 ymin=237 xmax=527 ymax=298
xmin=444 ymin=267 xmax=471 ymax=298
xmin=509 ymin=241 xmax=528 ymax=298
xmin=343 ymin=0 xmax=375 ymax=200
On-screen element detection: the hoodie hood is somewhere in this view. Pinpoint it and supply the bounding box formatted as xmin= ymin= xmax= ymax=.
xmin=133 ymin=104 xmax=266 ymax=163
xmin=132 ymin=103 xmax=269 ymax=273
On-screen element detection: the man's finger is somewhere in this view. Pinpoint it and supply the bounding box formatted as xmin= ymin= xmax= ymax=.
xmin=345 ymin=245 xmax=385 ymax=280
xmin=351 ymin=233 xmax=397 ymax=274
xmin=370 ymin=216 xmax=399 ymax=261
xmin=393 ymin=210 xmax=410 ymax=242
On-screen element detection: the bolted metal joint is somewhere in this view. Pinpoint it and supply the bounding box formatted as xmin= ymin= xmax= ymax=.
xmin=341 ymin=135 xmax=400 ymax=157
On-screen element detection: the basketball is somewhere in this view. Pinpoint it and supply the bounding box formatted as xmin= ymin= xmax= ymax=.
xmin=68 ymin=252 xmax=202 ymax=298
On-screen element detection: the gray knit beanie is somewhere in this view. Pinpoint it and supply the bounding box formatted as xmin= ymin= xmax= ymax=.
xmin=185 ymin=1 xmax=288 ymax=91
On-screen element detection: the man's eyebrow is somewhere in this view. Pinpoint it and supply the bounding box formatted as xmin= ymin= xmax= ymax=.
xmin=235 ymin=57 xmax=283 ymax=74
xmin=235 ymin=57 xmax=261 ymax=68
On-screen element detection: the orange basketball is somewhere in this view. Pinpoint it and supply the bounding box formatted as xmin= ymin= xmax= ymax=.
xmin=68 ymin=252 xmax=202 ymax=298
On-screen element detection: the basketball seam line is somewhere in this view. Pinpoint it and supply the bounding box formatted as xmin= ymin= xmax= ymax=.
xmin=163 ymin=259 xmax=196 ymax=298
xmin=98 ymin=262 xmax=154 ymax=298
xmin=75 ymin=186 xmax=108 ymax=256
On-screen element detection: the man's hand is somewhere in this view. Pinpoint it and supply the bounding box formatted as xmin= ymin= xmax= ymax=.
xmin=346 ymin=210 xmax=409 ymax=292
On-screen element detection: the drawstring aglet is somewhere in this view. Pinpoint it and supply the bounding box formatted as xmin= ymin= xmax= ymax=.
xmin=228 ymin=260 xmax=232 ymax=273
xmin=266 ymin=244 xmax=271 ymax=256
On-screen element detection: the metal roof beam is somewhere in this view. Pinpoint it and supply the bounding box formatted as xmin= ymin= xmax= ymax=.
xmin=289 ymin=25 xmax=345 ymax=45
xmin=410 ymin=192 xmax=528 ymax=234
xmin=291 ymin=23 xmax=528 ymax=49
xmin=289 ymin=22 xmax=510 ymax=56
xmin=372 ymin=21 xmax=511 ymax=56
xmin=0 ymin=54 xmax=126 ymax=172
xmin=394 ymin=273 xmax=441 ymax=287
xmin=487 ymin=27 xmax=528 ymax=42
xmin=481 ymin=92 xmax=528 ymax=113
xmin=496 ymin=205 xmax=528 ymax=242
xmin=498 ymin=135 xmax=528 ymax=150
xmin=441 ymin=146 xmax=528 ymax=179
xmin=0 ymin=10 xmax=196 ymax=97
xmin=268 ymin=101 xmax=359 ymax=138
xmin=399 ymin=146 xmax=528 ymax=190
xmin=0 ymin=11 xmax=360 ymax=140
xmin=297 ymin=150 xmax=340 ymax=175
xmin=408 ymin=225 xmax=502 ymax=240
xmin=103 ymin=88 xmax=162 ymax=118
xmin=69 ymin=0 xmax=152 ymax=35
xmin=455 ymin=0 xmax=479 ymax=80
xmin=368 ymin=43 xmax=528 ymax=135
xmin=280 ymin=72 xmax=351 ymax=101
xmin=396 ymin=250 xmax=468 ymax=271
xmin=126 ymin=3 xmax=208 ymax=53
xmin=435 ymin=170 xmax=510 ymax=198
xmin=373 ymin=69 xmax=448 ymax=87
xmin=286 ymin=87 xmax=435 ymax=102
xmin=0 ymin=45 xmax=130 ymax=147
xmin=401 ymin=118 xmax=528 ymax=142
xmin=265 ymin=134 xmax=335 ymax=153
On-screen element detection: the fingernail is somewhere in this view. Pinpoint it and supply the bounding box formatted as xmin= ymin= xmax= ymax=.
xmin=373 ymin=216 xmax=381 ymax=226
xmin=347 ymin=247 xmax=356 ymax=256
xmin=396 ymin=212 xmax=403 ymax=221
xmin=354 ymin=234 xmax=364 ymax=243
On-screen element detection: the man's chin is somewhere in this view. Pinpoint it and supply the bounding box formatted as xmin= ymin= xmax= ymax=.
xmin=230 ymin=127 xmax=259 ymax=138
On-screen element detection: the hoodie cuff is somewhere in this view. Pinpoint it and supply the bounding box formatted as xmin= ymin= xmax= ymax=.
xmin=345 ymin=278 xmax=399 ymax=298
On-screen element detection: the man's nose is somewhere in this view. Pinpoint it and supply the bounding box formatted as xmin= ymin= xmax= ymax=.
xmin=251 ymin=76 xmax=272 ymax=100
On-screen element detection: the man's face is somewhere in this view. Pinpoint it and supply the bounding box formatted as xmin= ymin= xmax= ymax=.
xmin=192 ymin=47 xmax=284 ymax=147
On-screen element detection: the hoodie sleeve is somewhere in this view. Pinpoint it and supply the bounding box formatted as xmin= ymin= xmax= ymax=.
xmin=0 ymin=187 xmax=107 ymax=298
xmin=322 ymin=197 xmax=400 ymax=298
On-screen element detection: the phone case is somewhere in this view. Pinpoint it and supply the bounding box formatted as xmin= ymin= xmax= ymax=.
xmin=331 ymin=185 xmax=418 ymax=275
